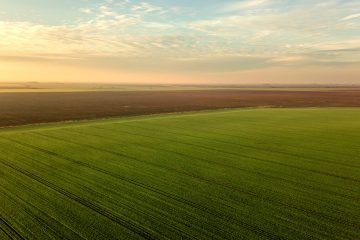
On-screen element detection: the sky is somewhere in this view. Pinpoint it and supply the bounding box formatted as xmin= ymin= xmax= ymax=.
xmin=0 ymin=0 xmax=359 ymax=84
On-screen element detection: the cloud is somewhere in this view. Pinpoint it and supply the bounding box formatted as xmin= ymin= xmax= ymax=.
xmin=0 ymin=0 xmax=359 ymax=74
xmin=271 ymin=55 xmax=306 ymax=64
xmin=341 ymin=13 xmax=360 ymax=21
xmin=221 ymin=0 xmax=269 ymax=12
xmin=80 ymin=8 xmax=92 ymax=14
xmin=131 ymin=2 xmax=163 ymax=13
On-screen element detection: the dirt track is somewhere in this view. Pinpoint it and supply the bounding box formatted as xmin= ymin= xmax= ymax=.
xmin=1 ymin=90 xmax=360 ymax=127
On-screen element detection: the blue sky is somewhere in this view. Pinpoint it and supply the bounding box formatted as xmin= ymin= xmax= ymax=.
xmin=0 ymin=0 xmax=359 ymax=83
xmin=1 ymin=0 xmax=219 ymax=23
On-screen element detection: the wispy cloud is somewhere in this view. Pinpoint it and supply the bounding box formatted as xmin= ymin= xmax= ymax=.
xmin=0 ymin=0 xmax=359 ymax=74
xmin=341 ymin=13 xmax=360 ymax=21
xmin=80 ymin=8 xmax=92 ymax=14
xmin=131 ymin=2 xmax=163 ymax=13
xmin=221 ymin=0 xmax=269 ymax=12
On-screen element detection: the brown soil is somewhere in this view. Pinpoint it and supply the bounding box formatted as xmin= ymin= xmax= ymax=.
xmin=1 ymin=90 xmax=360 ymax=127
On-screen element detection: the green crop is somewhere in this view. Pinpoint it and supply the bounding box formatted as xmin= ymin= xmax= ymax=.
xmin=0 ymin=108 xmax=359 ymax=239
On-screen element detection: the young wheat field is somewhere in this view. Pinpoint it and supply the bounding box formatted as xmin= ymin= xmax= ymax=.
xmin=0 ymin=108 xmax=359 ymax=239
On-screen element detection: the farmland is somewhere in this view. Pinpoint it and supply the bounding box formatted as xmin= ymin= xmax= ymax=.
xmin=1 ymin=89 xmax=360 ymax=127
xmin=1 ymin=82 xmax=359 ymax=93
xmin=0 ymin=108 xmax=359 ymax=239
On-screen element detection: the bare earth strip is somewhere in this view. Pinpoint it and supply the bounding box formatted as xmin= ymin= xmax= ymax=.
xmin=1 ymin=90 xmax=360 ymax=127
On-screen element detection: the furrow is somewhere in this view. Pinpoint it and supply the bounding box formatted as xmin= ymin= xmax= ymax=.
xmin=0 ymin=216 xmax=25 ymax=240
xmin=121 ymin=122 xmax=360 ymax=169
xmin=91 ymin=126 xmax=360 ymax=183
xmin=75 ymin=127 xmax=359 ymax=201
xmin=0 ymin=159 xmax=160 ymax=240
xmin=3 ymin=134 xmax=359 ymax=235
xmin=0 ymin=137 xmax=282 ymax=240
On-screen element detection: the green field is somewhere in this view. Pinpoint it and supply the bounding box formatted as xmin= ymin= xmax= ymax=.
xmin=0 ymin=108 xmax=359 ymax=239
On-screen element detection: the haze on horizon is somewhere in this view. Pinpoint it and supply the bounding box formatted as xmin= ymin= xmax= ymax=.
xmin=0 ymin=0 xmax=359 ymax=84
